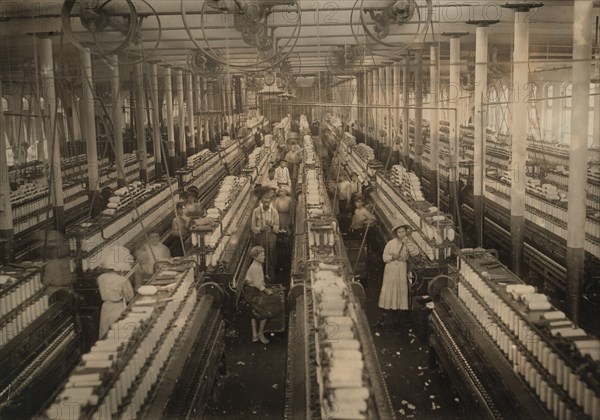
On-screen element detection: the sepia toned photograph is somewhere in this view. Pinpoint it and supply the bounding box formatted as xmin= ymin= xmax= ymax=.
xmin=0 ymin=1 xmax=598 ymax=419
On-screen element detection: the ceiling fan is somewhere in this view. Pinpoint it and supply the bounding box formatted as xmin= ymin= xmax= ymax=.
xmin=61 ymin=0 xmax=161 ymax=65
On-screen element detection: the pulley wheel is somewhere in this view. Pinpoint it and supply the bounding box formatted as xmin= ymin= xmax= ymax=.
xmin=428 ymin=275 xmax=451 ymax=301
xmin=198 ymin=281 xmax=225 ymax=305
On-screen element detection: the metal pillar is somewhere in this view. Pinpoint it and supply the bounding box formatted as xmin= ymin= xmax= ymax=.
xmin=402 ymin=56 xmax=410 ymax=165
xmin=385 ymin=63 xmax=393 ymax=148
xmin=225 ymin=74 xmax=233 ymax=131
xmin=204 ymin=79 xmax=211 ymax=148
xmin=366 ymin=70 xmax=373 ymax=136
xmin=163 ymin=66 xmax=176 ymax=173
xmin=378 ymin=66 xmax=386 ymax=143
xmin=429 ymin=45 xmax=440 ymax=205
xmin=502 ymin=3 xmax=542 ymax=277
xmin=414 ymin=50 xmax=423 ymax=179
xmin=111 ymin=56 xmax=126 ymax=187
xmin=444 ymin=32 xmax=467 ymax=223
xmin=187 ymin=72 xmax=196 ymax=156
xmin=0 ymin=79 xmax=14 ymax=263
xmin=194 ymin=75 xmax=203 ymax=151
xmin=40 ymin=37 xmax=65 ymax=232
xmin=80 ymin=49 xmax=99 ymax=193
xmin=391 ymin=61 xmax=401 ymax=166
xmin=134 ymin=61 xmax=148 ymax=183
xmin=176 ymin=68 xmax=186 ymax=167
xmin=468 ymin=20 xmax=498 ymax=247
xmin=566 ymin=0 xmax=593 ymax=324
xmin=372 ymin=68 xmax=379 ymax=144
xmin=149 ymin=62 xmax=163 ymax=180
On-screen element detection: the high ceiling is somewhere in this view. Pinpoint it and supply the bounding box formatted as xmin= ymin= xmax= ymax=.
xmin=0 ymin=0 xmax=595 ymax=83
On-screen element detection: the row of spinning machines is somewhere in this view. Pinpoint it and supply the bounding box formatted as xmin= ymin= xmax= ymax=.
xmin=285 ymin=134 xmax=395 ymax=419
xmin=0 ymin=119 xmax=268 ymax=418
xmin=321 ymin=118 xmax=600 ymax=420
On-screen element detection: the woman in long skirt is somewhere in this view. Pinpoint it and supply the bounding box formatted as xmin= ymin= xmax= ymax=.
xmin=373 ymin=224 xmax=420 ymax=329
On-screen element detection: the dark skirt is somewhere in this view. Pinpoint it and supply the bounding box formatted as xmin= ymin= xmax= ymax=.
xmin=253 ymin=231 xmax=277 ymax=282
xmin=167 ymin=235 xmax=186 ymax=257
xmin=244 ymin=285 xmax=282 ymax=320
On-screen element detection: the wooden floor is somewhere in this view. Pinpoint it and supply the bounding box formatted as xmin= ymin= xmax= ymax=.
xmin=205 ymin=243 xmax=469 ymax=419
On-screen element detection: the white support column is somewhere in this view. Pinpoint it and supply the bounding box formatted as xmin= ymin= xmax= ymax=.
xmin=176 ymin=68 xmax=186 ymax=167
xmin=193 ymin=75 xmax=202 ymax=150
xmin=134 ymin=61 xmax=148 ymax=183
xmin=163 ymin=66 xmax=176 ymax=173
xmin=111 ymin=56 xmax=126 ymax=187
xmin=469 ymin=21 xmax=496 ymax=247
xmin=566 ymin=0 xmax=593 ymax=324
xmin=186 ymin=72 xmax=195 ymax=155
xmin=593 ymin=85 xmax=600 ymax=148
xmin=351 ymin=76 xmax=358 ymax=125
xmin=503 ymin=3 xmax=539 ymax=277
xmin=375 ymin=67 xmax=380 ymax=139
xmin=203 ymin=79 xmax=211 ymax=148
xmin=392 ymin=61 xmax=401 ymax=166
xmin=385 ymin=63 xmax=393 ymax=150
xmin=414 ymin=50 xmax=423 ymax=178
xmin=80 ymin=49 xmax=99 ymax=193
xmin=402 ymin=56 xmax=410 ymax=163
xmin=378 ymin=66 xmax=386 ymax=145
xmin=429 ymin=45 xmax=440 ymax=205
xmin=149 ymin=62 xmax=162 ymax=179
xmin=446 ymin=33 xmax=464 ymax=223
xmin=40 ymin=37 xmax=65 ymax=232
xmin=0 ymin=78 xmax=14 ymax=263
xmin=365 ymin=70 xmax=372 ymax=137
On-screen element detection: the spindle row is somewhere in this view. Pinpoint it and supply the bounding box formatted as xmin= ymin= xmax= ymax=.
xmin=47 ymin=262 xmax=199 ymax=419
xmin=458 ymin=250 xmax=600 ymax=419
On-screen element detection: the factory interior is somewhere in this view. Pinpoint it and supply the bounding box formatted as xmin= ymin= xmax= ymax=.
xmin=0 ymin=0 xmax=599 ymax=418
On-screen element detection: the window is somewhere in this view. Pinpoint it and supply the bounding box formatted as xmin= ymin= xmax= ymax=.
xmin=2 ymin=96 xmax=10 ymax=112
xmin=527 ymin=83 xmax=540 ymax=139
xmin=561 ymin=83 xmax=572 ymax=144
xmin=123 ymin=98 xmax=131 ymax=128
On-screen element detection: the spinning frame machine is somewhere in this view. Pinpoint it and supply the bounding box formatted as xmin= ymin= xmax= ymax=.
xmin=189 ymin=135 xmax=278 ymax=296
xmin=428 ymin=249 xmax=600 ymax=419
xmin=285 ymin=134 xmax=394 ymax=420
xmin=46 ymin=260 xmax=226 ymax=420
xmin=38 ymin=122 xmax=277 ymax=420
xmin=0 ymin=117 xmax=267 ymax=418
xmin=323 ymin=115 xmax=600 ymax=419
xmin=0 ymin=264 xmax=80 ymax=418
xmin=330 ymin=126 xmax=455 ymax=296
xmin=401 ymin=118 xmax=600 ymax=296
xmin=68 ymin=125 xmax=261 ymax=346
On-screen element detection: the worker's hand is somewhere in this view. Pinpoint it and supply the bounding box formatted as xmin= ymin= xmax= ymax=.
xmin=265 ymin=288 xmax=275 ymax=295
